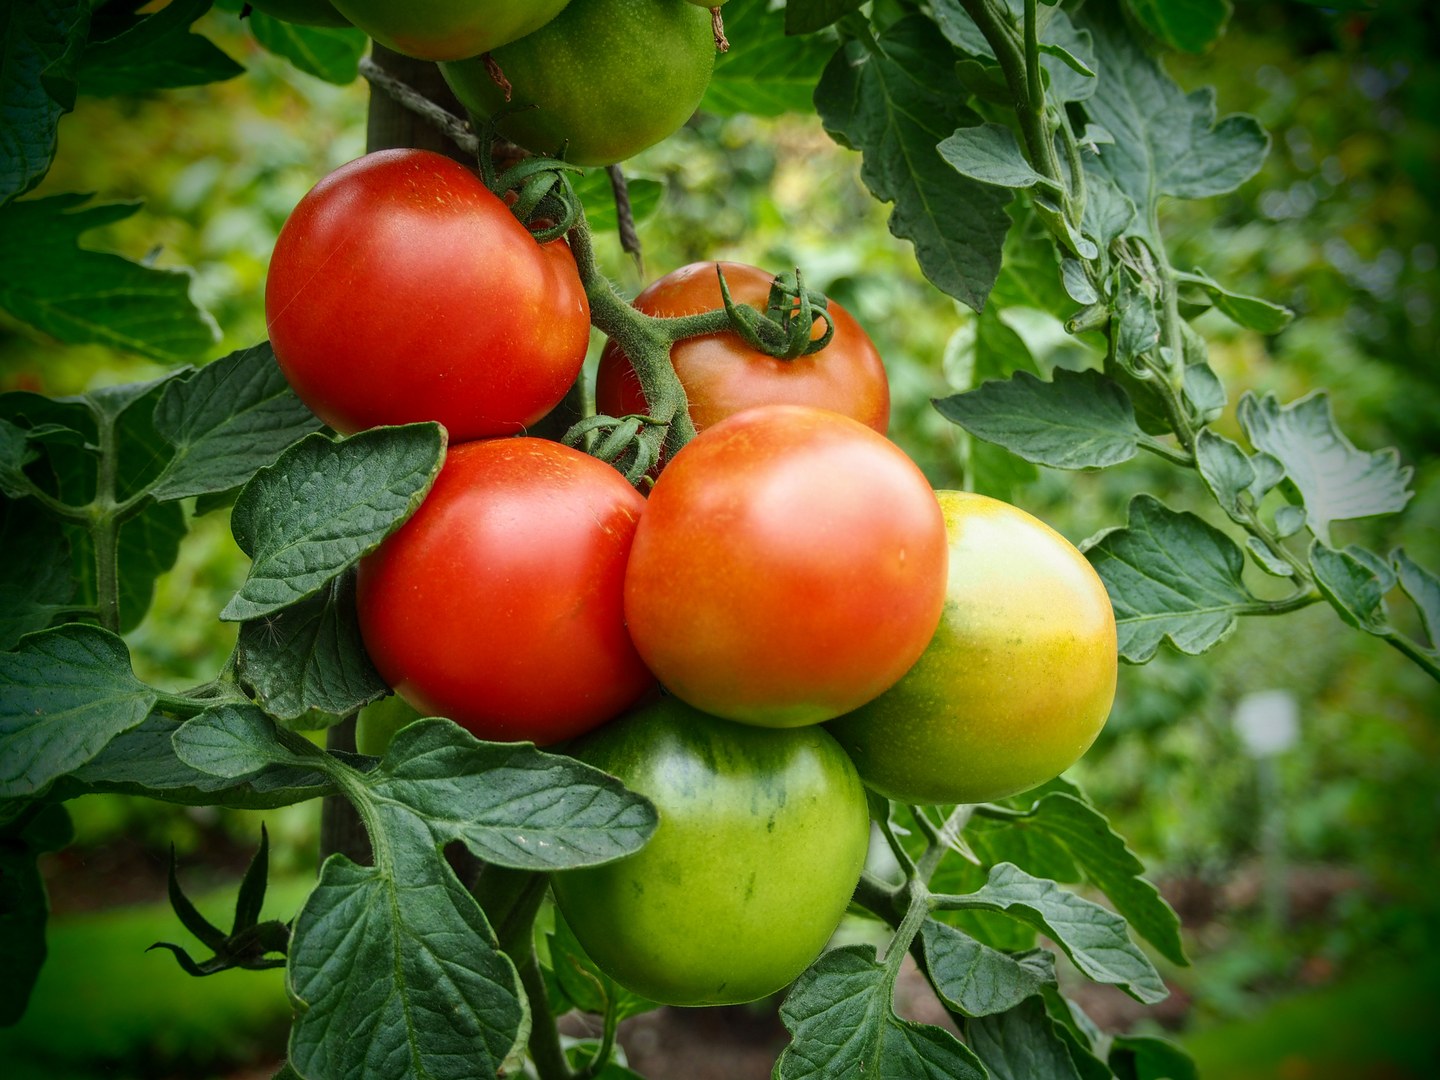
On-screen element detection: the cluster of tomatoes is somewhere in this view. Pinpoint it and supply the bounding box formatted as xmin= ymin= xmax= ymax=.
xmin=264 ymin=138 xmax=1118 ymax=1006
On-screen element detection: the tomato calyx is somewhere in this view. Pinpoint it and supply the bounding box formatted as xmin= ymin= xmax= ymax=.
xmin=717 ymin=265 xmax=837 ymax=360
xmin=563 ymin=412 xmax=664 ymax=485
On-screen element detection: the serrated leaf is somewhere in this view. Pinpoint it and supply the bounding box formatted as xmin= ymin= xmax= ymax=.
xmin=0 ymin=496 xmax=74 ymax=647
xmin=969 ymin=995 xmax=1090 ymax=1079
xmin=784 ymin=0 xmax=866 ymax=35
xmin=221 ymin=423 xmax=445 ymax=622
xmin=1194 ymin=429 xmax=1254 ymax=522
xmin=151 ymin=342 xmax=324 ymax=502
xmin=1125 ymin=0 xmax=1232 ymax=54
xmin=1086 ymin=494 xmax=1259 ymax=662
xmin=0 ymin=624 xmax=157 ymax=798
xmin=0 ymin=0 xmax=89 ymax=204
xmin=815 ymin=20 xmax=1012 ymax=312
xmin=704 ymin=0 xmax=833 ymax=117
xmin=287 ymin=846 xmax=525 ymax=1080
xmin=940 ymin=123 xmax=1060 ymax=190
xmin=172 ymin=705 xmax=309 ymax=780
xmin=1238 ymin=392 xmax=1412 ymax=546
xmin=943 ymin=863 xmax=1167 ymax=1003
xmin=1310 ymin=542 xmax=1390 ymax=634
xmin=1081 ymin=5 xmax=1266 ymax=245
xmin=0 ymin=194 xmax=216 ymax=362
xmin=365 ymin=719 xmax=657 ymax=871
xmin=78 ymin=0 xmax=243 ymax=97
xmin=237 ymin=572 xmax=387 ymax=725
xmin=921 ymin=920 xmax=1057 ymax=1018
xmin=1181 ymin=270 xmax=1292 ymax=333
xmin=1113 ymin=273 xmax=1160 ymax=370
xmin=1393 ymin=550 xmax=1440 ymax=651
xmin=0 ymin=803 xmax=72 ymax=1025
xmin=774 ymin=944 xmax=987 ymax=1080
xmin=247 ymin=12 xmax=365 ymax=84
xmin=1110 ymin=1032 xmax=1199 ymax=1080
xmin=935 ymin=367 xmax=1146 ymax=469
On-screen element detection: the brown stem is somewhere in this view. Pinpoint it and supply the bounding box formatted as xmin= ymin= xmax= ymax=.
xmin=712 ymin=8 xmax=729 ymax=52
xmin=606 ymin=164 xmax=644 ymax=276
xmin=482 ymin=52 xmax=513 ymax=101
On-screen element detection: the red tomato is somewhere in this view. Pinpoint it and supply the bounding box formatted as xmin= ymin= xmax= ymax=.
xmin=356 ymin=438 xmax=654 ymax=744
xmin=266 ymin=149 xmax=589 ymax=442
xmin=623 ymin=405 xmax=948 ymax=728
xmin=596 ymin=261 xmax=890 ymax=437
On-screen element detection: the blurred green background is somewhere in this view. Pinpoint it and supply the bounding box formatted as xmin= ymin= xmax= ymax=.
xmin=2 ymin=3 xmax=1438 ymax=1078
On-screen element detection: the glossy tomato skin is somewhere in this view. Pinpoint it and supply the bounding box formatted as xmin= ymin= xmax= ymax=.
xmin=266 ymin=149 xmax=589 ymax=441
xmin=552 ymin=697 xmax=871 ymax=1006
xmin=624 ymin=404 xmax=948 ymax=728
xmin=248 ymin=0 xmax=351 ymax=26
xmin=826 ymin=491 xmax=1118 ymax=804
xmin=355 ymin=438 xmax=654 ymax=745
xmin=440 ymin=0 xmax=715 ymax=167
xmin=329 ymin=0 xmax=571 ymax=61
xmin=596 ymin=262 xmax=890 ymax=437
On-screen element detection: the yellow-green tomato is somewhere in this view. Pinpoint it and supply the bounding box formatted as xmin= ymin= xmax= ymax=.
xmin=440 ymin=0 xmax=715 ymax=167
xmin=826 ymin=491 xmax=1118 ymax=805
xmin=248 ymin=0 xmax=352 ymax=26
xmin=329 ymin=0 xmax=572 ymax=61
xmin=552 ymin=698 xmax=870 ymax=1006
xmin=354 ymin=694 xmax=424 ymax=757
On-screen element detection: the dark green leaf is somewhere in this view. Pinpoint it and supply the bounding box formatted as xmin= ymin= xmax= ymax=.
xmin=78 ymin=0 xmax=243 ymax=97
xmin=0 ymin=194 xmax=217 ymax=363
xmin=0 ymin=624 xmax=157 ymax=798
xmin=942 ymin=863 xmax=1167 ymax=1003
xmin=1086 ymin=494 xmax=1259 ymax=662
xmin=221 ymin=423 xmax=445 ymax=622
xmin=704 ymin=0 xmax=833 ymax=117
xmin=815 ymin=20 xmax=1012 ymax=312
xmin=940 ymin=123 xmax=1060 ymax=190
xmin=172 ymin=705 xmax=311 ymax=780
xmin=547 ymin=906 xmax=658 ymax=1021
xmin=247 ymin=12 xmax=365 ymax=84
xmin=237 ymin=571 xmax=387 ymax=726
xmin=774 ymin=944 xmax=987 ymax=1079
xmin=0 ymin=496 xmax=74 ymax=648
xmin=1124 ymin=0 xmax=1232 ymax=54
xmin=1081 ymin=169 xmax=1136 ymax=249
xmin=935 ymin=368 xmax=1146 ymax=469
xmin=1393 ymin=549 xmax=1440 ymax=651
xmin=0 ymin=803 xmax=72 ymax=1025
xmin=921 ymin=920 xmax=1057 ymax=1017
xmin=1238 ymin=391 xmax=1413 ymax=546
xmin=784 ymin=0 xmax=865 ymax=35
xmin=1310 ymin=542 xmax=1390 ymax=635
xmin=969 ymin=995 xmax=1089 ymax=1079
xmin=151 ymin=342 xmax=324 ymax=502
xmin=1043 ymin=989 xmax=1115 ymax=1080
xmin=0 ymin=0 xmax=89 ymax=204
xmin=1110 ymin=1033 xmax=1199 ymax=1080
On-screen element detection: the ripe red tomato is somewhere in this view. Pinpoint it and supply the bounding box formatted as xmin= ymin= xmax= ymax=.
xmin=826 ymin=491 xmax=1118 ymax=803
xmin=328 ymin=0 xmax=571 ymax=61
xmin=623 ymin=404 xmax=948 ymax=728
xmin=596 ymin=262 xmax=890 ymax=438
xmin=355 ymin=438 xmax=654 ymax=744
xmin=266 ymin=149 xmax=589 ymax=442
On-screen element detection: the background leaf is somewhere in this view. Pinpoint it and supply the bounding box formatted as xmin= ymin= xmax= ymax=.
xmin=0 ymin=0 xmax=90 ymax=204
xmin=968 ymin=995 xmax=1090 ymax=1079
xmin=78 ymin=0 xmax=243 ymax=97
xmin=0 ymin=803 xmax=73 ymax=1026
xmin=1124 ymin=0 xmax=1233 ymax=54
xmin=246 ymin=12 xmax=365 ymax=85
xmin=704 ymin=0 xmax=834 ymax=117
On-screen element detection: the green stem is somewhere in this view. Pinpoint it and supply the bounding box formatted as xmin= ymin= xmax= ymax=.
xmin=92 ymin=410 xmax=124 ymax=634
xmin=518 ymin=945 xmax=575 ymax=1080
xmin=1382 ymin=631 xmax=1440 ymax=683
xmin=917 ymin=805 xmax=975 ymax=886
xmin=880 ymin=882 xmax=929 ymax=972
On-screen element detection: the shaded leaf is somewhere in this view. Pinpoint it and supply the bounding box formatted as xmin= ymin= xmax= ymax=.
xmin=784 ymin=0 xmax=866 ymax=35
xmin=704 ymin=0 xmax=833 ymax=117
xmin=921 ymin=920 xmax=1057 ymax=1018
xmin=969 ymin=995 xmax=1089 ymax=1079
xmin=0 ymin=803 xmax=72 ymax=1025
xmin=1124 ymin=0 xmax=1232 ymax=54
xmin=546 ymin=906 xmax=659 ymax=1022
xmin=1110 ymin=1032 xmax=1199 ymax=1080
xmin=940 ymin=123 xmax=1059 ymax=190
xmin=78 ymin=0 xmax=243 ymax=96
xmin=247 ymin=12 xmax=365 ymax=85
xmin=0 ymin=496 xmax=74 ymax=648
xmin=0 ymin=0 xmax=89 ymax=204
xmin=1393 ymin=549 xmax=1440 ymax=651
xmin=1310 ymin=542 xmax=1390 ymax=635
xmin=172 ymin=705 xmax=310 ymax=780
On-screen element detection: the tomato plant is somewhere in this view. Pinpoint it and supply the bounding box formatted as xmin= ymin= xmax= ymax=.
xmin=623 ymin=404 xmax=948 ymax=727
xmin=355 ymin=437 xmax=654 ymax=744
xmin=596 ymin=261 xmax=891 ymax=437
xmin=328 ymin=0 xmax=572 ymax=61
xmin=247 ymin=0 xmax=351 ymax=27
xmin=551 ymin=696 xmax=871 ymax=1006
xmin=827 ymin=491 xmax=1118 ymax=804
xmin=440 ymin=0 xmax=716 ymax=167
xmin=265 ymin=148 xmax=589 ymax=442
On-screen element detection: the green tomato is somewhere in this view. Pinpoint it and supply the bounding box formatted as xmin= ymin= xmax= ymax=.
xmin=551 ymin=698 xmax=871 ymax=1006
xmin=826 ymin=491 xmax=1118 ymax=805
xmin=330 ymin=0 xmax=573 ymax=62
xmin=440 ymin=0 xmax=715 ymax=167
xmin=248 ymin=0 xmax=352 ymax=26
xmin=354 ymin=694 xmax=425 ymax=757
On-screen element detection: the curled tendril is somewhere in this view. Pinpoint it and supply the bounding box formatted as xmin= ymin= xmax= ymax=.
xmin=716 ymin=266 xmax=836 ymax=360
xmin=472 ymin=106 xmax=586 ymax=240
xmin=563 ymin=414 xmax=665 ymax=486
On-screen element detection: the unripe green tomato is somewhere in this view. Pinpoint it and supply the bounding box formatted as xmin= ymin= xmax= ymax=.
xmin=685 ymin=0 xmax=727 ymax=5
xmin=248 ymin=0 xmax=352 ymax=26
xmin=355 ymin=695 xmax=425 ymax=757
xmin=552 ymin=698 xmax=871 ymax=1006
xmin=826 ymin=491 xmax=1118 ymax=805
xmin=440 ymin=0 xmax=715 ymax=167
xmin=329 ymin=0 xmax=572 ymax=61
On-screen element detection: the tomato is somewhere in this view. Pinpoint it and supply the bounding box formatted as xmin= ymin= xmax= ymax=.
xmin=623 ymin=404 xmax=948 ymax=728
xmin=596 ymin=262 xmax=890 ymax=439
xmin=826 ymin=491 xmax=1118 ymax=805
xmin=247 ymin=0 xmax=351 ymax=27
xmin=551 ymin=697 xmax=870 ymax=1006
xmin=266 ymin=149 xmax=589 ymax=442
xmin=354 ymin=694 xmax=424 ymax=757
xmin=328 ymin=0 xmax=571 ymax=61
xmin=355 ymin=438 xmax=654 ymax=744
xmin=439 ymin=0 xmax=715 ymax=167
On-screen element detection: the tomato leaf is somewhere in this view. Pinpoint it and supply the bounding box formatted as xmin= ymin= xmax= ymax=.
xmin=940 ymin=123 xmax=1062 ymax=191
xmin=1309 ymin=542 xmax=1395 ymax=636
xmin=705 ymin=0 xmax=834 ymax=117
xmin=815 ymin=17 xmax=1012 ymax=313
xmin=0 ymin=496 xmax=74 ymax=649
xmin=151 ymin=342 xmax=324 ymax=503
xmin=77 ymin=0 xmax=243 ymax=97
xmin=1109 ymin=1033 xmax=1200 ymax=1080
xmin=0 ymin=802 xmax=72 ymax=1026
xmin=1178 ymin=269 xmax=1292 ymax=333
xmin=784 ymin=0 xmax=866 ymax=35
xmin=939 ymin=863 xmax=1168 ymax=1004
xmin=237 ymin=571 xmax=388 ymax=727
xmin=546 ymin=906 xmax=659 ymax=1022
xmin=1393 ymin=549 xmax=1440 ymax=651
xmin=221 ymin=423 xmax=445 ymax=622
xmin=172 ymin=704 xmax=312 ymax=779
xmin=920 ymin=920 xmax=1057 ymax=1018
xmin=933 ymin=2 xmax=1095 ymax=103
xmin=968 ymin=994 xmax=1094 ymax=1079
xmin=246 ymin=13 xmax=366 ymax=85
xmin=1123 ymin=0 xmax=1232 ymax=55
xmin=1238 ymin=391 xmax=1413 ymax=547
xmin=1085 ymin=494 xmax=1261 ymax=662
xmin=774 ymin=944 xmax=987 ymax=1080
xmin=0 ymin=0 xmax=89 ymax=204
